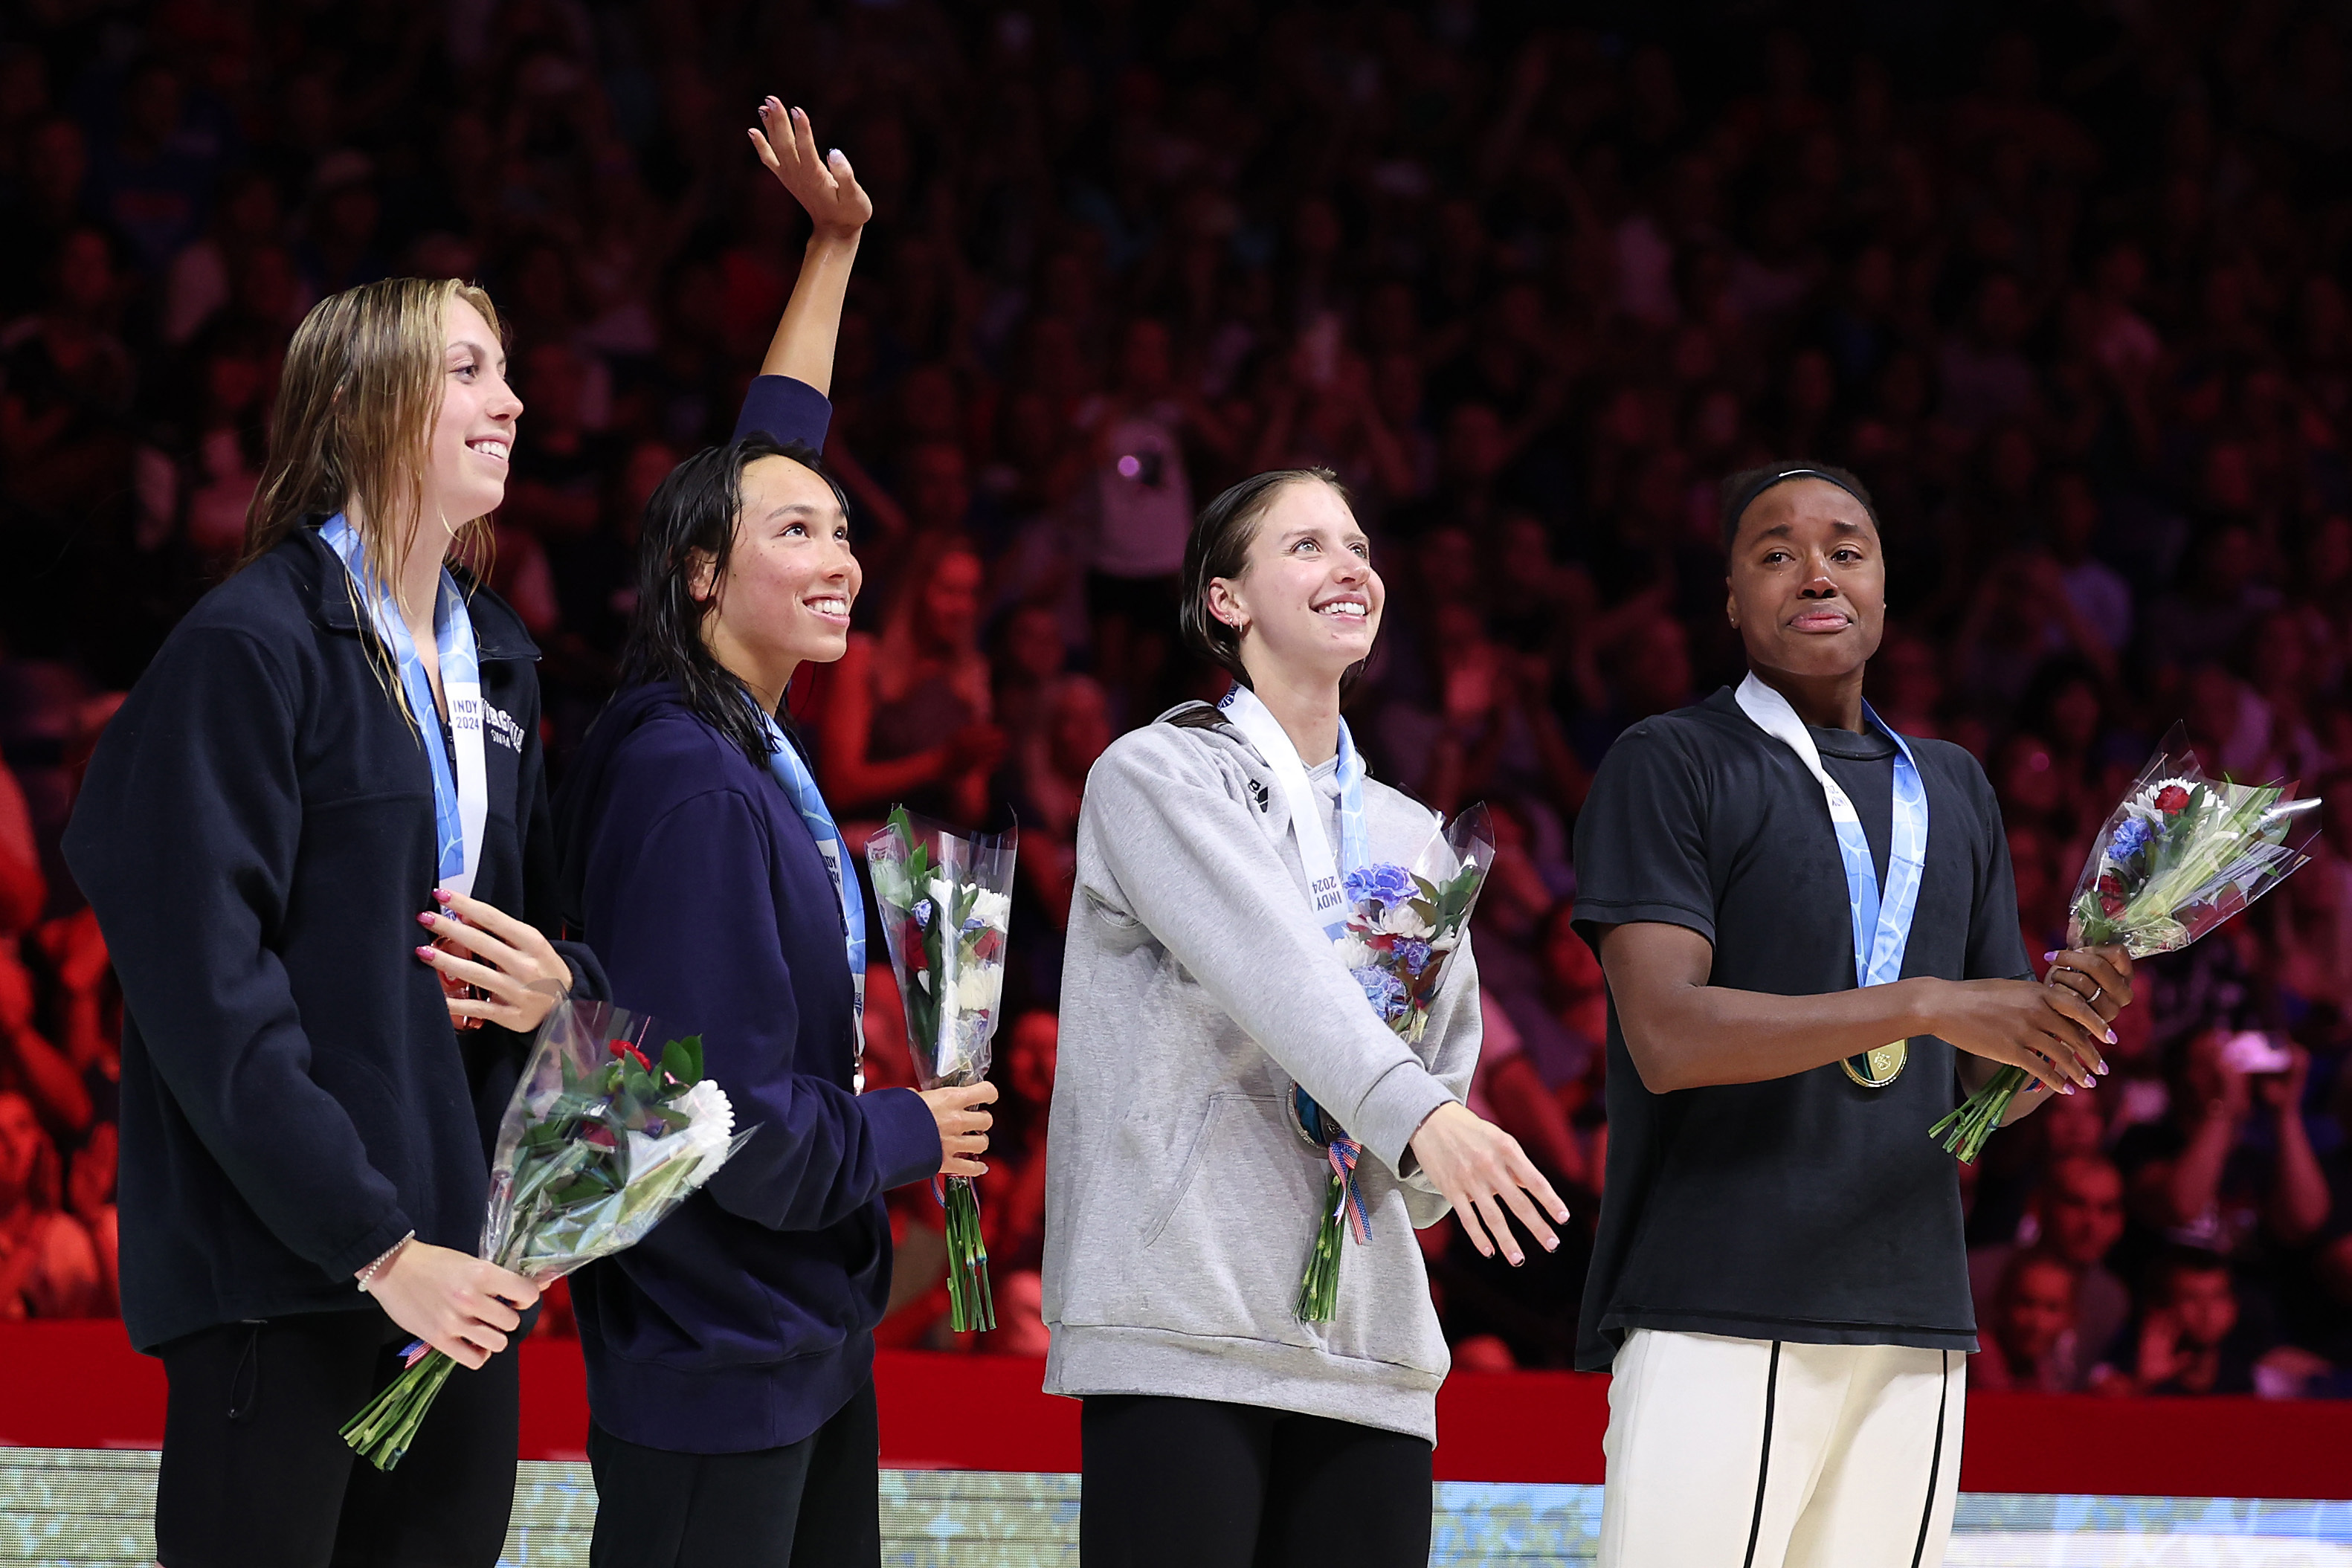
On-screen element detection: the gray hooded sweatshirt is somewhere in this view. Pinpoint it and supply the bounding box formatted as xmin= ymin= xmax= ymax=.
xmin=1041 ymin=704 xmax=1480 ymax=1443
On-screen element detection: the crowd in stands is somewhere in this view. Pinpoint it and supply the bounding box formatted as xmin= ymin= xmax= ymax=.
xmin=2 ymin=0 xmax=2350 ymax=1396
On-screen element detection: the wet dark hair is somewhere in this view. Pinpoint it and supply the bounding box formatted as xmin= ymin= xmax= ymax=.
xmin=1178 ymin=466 xmax=1353 ymax=690
xmin=620 ymin=433 xmax=851 ymax=764
xmin=1719 ymin=462 xmax=1880 ymax=558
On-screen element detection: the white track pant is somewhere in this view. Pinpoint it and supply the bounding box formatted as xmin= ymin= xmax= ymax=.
xmin=1597 ymin=1330 xmax=1965 ymax=1568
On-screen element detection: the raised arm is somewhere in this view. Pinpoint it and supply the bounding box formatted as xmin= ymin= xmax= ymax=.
xmin=747 ymin=98 xmax=869 ymax=397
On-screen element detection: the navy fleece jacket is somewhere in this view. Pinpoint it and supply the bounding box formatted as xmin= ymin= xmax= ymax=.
xmin=554 ymin=680 xmax=941 ymax=1453
xmin=62 ymin=535 xmax=605 ymax=1352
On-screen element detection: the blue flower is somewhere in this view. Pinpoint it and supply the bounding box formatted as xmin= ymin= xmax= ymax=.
xmin=1344 ymin=862 xmax=1416 ymax=908
xmin=1353 ymin=965 xmax=1410 ymax=1022
xmin=1395 ymin=938 xmax=1434 ymax=975
xmin=2107 ymin=816 xmax=2156 ymax=864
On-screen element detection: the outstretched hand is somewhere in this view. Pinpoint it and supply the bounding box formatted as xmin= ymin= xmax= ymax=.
xmin=750 ymin=97 xmax=871 ymax=241
xmin=1408 ymin=1101 xmax=1570 ymax=1267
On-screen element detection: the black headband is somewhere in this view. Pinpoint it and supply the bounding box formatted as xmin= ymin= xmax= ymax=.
xmin=1727 ymin=467 xmax=1871 ymax=532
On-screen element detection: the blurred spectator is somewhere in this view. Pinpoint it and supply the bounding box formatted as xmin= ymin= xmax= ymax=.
xmin=1971 ymin=1155 xmax=2133 ymax=1378
xmin=820 ymin=539 xmax=1005 ymax=827
xmin=2123 ymin=1249 xmax=2274 ymax=1397
xmin=0 ymin=1089 xmax=100 ymax=1317
xmin=1971 ymin=1254 xmax=2084 ymax=1393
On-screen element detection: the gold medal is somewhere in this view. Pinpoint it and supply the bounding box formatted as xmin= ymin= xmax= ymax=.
xmin=1842 ymin=1040 xmax=1908 ymax=1088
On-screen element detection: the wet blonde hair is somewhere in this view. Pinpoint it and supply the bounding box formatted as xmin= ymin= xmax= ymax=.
xmin=239 ymin=276 xmax=503 ymax=591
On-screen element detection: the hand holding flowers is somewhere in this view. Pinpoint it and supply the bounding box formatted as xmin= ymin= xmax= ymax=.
xmin=341 ymin=1001 xmax=750 ymax=1468
xmin=362 ymin=1241 xmax=538 ymax=1371
xmin=1930 ymin=726 xmax=2316 ymax=1162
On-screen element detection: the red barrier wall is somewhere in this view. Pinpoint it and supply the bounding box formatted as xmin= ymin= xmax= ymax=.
xmin=1 ymin=1323 xmax=2343 ymax=1500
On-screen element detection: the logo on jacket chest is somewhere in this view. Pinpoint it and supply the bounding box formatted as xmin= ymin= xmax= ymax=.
xmin=483 ymin=706 xmax=526 ymax=754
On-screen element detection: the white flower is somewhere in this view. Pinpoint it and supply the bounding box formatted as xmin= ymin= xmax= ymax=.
xmin=953 ymin=963 xmax=1002 ymax=1015
xmin=671 ymin=1080 xmax=740 ymax=1190
xmin=970 ymin=888 xmax=1011 ymax=929
xmin=1374 ymin=902 xmax=1435 ymax=940
xmin=1334 ymin=934 xmax=1375 ymax=971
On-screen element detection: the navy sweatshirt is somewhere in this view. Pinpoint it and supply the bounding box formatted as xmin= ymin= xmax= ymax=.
xmin=62 ymin=531 xmax=606 ymax=1352
xmin=554 ymin=681 xmax=941 ymax=1453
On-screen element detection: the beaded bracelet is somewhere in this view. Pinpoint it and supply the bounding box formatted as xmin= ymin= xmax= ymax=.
xmin=355 ymin=1230 xmax=416 ymax=1294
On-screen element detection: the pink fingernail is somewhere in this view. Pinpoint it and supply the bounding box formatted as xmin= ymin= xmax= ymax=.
xmin=434 ymin=888 xmax=454 ymax=905
xmin=2105 ymin=1029 xmax=2118 ymax=1044
xmin=2043 ymin=950 xmax=2058 ymax=961
xmin=2097 ymin=1062 xmax=2110 ymax=1076
xmin=416 ymin=945 xmax=435 ymax=959
xmin=417 ymin=912 xmax=437 ymax=929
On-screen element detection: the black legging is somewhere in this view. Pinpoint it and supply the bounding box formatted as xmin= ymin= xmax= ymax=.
xmin=154 ymin=1308 xmax=521 ymax=1568
xmin=1080 ymin=1395 xmax=1434 ymax=1568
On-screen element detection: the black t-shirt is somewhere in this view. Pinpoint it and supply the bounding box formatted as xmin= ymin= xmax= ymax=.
xmin=1570 ymin=685 xmax=2030 ymax=1368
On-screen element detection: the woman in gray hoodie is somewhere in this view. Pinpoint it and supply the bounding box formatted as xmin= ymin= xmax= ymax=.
xmin=1043 ymin=467 xmax=1570 ymax=1567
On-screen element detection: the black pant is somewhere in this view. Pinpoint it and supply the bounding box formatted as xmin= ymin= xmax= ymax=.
xmin=587 ymin=1378 xmax=882 ymax=1568
xmin=155 ymin=1308 xmax=521 ymax=1568
xmin=1080 ymin=1395 xmax=1434 ymax=1568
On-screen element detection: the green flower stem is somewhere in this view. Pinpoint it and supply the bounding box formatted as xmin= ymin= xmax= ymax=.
xmin=942 ymin=1175 xmax=995 ymax=1333
xmin=339 ymin=1349 xmax=458 ymax=1471
xmin=1929 ymin=1064 xmax=2030 ymax=1164
xmin=1295 ymin=1172 xmax=1345 ymax=1323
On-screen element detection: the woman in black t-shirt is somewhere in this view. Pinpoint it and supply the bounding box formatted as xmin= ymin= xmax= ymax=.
xmin=1571 ymin=464 xmax=2136 ymax=1568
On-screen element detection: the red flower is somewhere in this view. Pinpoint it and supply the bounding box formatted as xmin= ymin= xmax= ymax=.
xmin=2098 ymin=891 xmax=2125 ymax=917
xmin=2097 ymin=872 xmax=2124 ymax=897
xmin=970 ymin=928 xmax=1005 ymax=963
xmin=2155 ymin=784 xmax=2191 ymax=814
xmin=607 ymin=1038 xmax=651 ymax=1071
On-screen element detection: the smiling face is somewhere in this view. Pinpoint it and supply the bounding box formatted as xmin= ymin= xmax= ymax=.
xmin=700 ymin=454 xmax=862 ymax=680
xmin=1208 ymin=478 xmax=1382 ymax=691
xmin=1724 ymin=477 xmax=1886 ymax=685
xmin=421 ymin=294 xmax=521 ymax=532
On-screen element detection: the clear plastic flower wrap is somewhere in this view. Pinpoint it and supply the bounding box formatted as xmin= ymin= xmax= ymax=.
xmin=1931 ymin=725 xmax=2319 ymax=1163
xmin=1297 ymin=804 xmax=1496 ymax=1323
xmin=866 ymin=805 xmax=1016 ymax=1332
xmin=341 ymin=1001 xmax=753 ymax=1468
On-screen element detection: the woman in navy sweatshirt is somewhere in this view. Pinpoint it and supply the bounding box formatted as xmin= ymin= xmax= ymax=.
xmin=557 ymin=443 xmax=997 ymax=1564
xmin=553 ymin=120 xmax=996 ymax=1568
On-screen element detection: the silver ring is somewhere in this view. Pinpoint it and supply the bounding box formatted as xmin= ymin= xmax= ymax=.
xmin=2088 ymin=984 xmax=2104 ymax=1005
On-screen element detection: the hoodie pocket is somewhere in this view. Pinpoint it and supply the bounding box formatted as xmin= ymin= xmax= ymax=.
xmin=1137 ymin=1093 xmax=1231 ymax=1249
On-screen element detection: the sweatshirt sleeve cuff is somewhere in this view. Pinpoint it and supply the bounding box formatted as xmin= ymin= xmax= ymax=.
xmin=732 ymin=375 xmax=834 ymax=449
xmin=1348 ymin=1059 xmax=1456 ymax=1175
xmin=861 ymin=1087 xmax=942 ymax=1193
xmin=325 ymin=1207 xmax=419 ymax=1282
xmin=554 ymin=938 xmax=609 ymax=1002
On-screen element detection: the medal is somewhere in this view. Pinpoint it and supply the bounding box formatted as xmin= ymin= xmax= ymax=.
xmin=1843 ymin=1041 xmax=1909 ymax=1088
xmin=1736 ymin=675 xmax=1930 ymax=1093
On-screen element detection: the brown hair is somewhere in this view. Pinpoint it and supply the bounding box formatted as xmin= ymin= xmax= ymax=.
xmin=1178 ymin=466 xmax=1350 ymax=689
xmin=239 ymin=276 xmax=503 ymax=591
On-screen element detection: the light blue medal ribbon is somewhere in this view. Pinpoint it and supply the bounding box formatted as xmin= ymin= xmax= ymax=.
xmin=1219 ymin=684 xmax=1378 ymax=1237
xmin=320 ymin=514 xmax=487 ymax=897
xmin=1735 ymin=674 xmax=1928 ymax=1086
xmin=749 ymin=702 xmax=869 ymax=1091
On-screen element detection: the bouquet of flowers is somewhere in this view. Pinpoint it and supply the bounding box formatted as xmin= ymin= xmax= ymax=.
xmin=867 ymin=805 xmax=1015 ymax=1333
xmin=1931 ymin=726 xmax=2318 ymax=1163
xmin=341 ymin=1001 xmax=750 ymax=1468
xmin=1297 ymin=805 xmax=1495 ymax=1323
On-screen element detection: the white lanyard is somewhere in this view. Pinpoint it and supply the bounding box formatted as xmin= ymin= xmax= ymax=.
xmin=1220 ymin=685 xmax=1365 ymax=938
xmin=1734 ymin=673 xmax=1927 ymax=992
xmin=321 ymin=514 xmax=487 ymax=897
